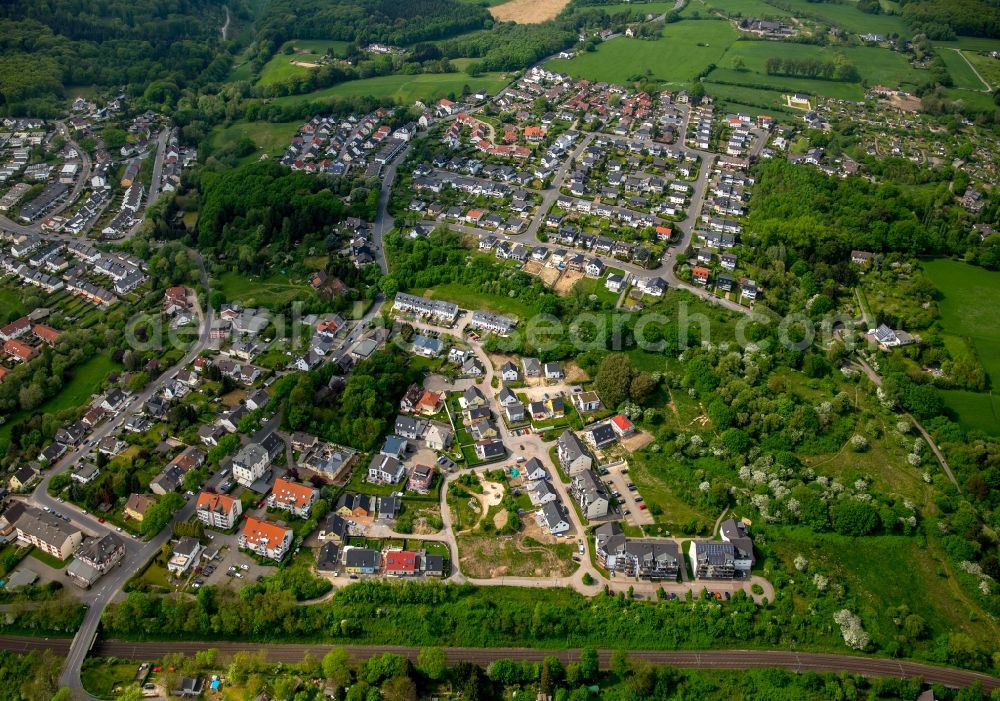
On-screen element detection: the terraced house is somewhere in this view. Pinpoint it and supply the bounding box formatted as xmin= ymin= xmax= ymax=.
xmin=594 ymin=523 xmax=680 ymax=581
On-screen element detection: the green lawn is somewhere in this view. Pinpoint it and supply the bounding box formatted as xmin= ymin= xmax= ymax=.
xmin=273 ymin=72 xmax=509 ymax=107
xmin=547 ymin=20 xmax=738 ymax=86
xmin=922 ymin=259 xmax=1000 ymax=433
xmin=217 ymin=271 xmax=319 ymax=310
xmin=936 ymin=48 xmax=989 ymax=91
xmin=579 ymin=1 xmax=679 ymax=16
xmin=0 ymin=352 xmax=118 ymax=452
xmin=942 ymin=87 xmax=999 ymax=112
xmin=719 ymin=41 xmax=930 ymax=92
xmin=760 ymin=0 xmax=909 ymax=37
xmin=81 ymin=658 xmax=143 ymax=699
xmin=0 ymin=287 xmax=26 ymax=324
xmin=209 ymin=120 xmax=301 ymax=161
xmin=28 ymin=547 xmax=68 ymax=570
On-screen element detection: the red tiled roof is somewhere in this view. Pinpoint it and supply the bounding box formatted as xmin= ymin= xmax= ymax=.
xmin=384 ymin=550 xmax=417 ymax=573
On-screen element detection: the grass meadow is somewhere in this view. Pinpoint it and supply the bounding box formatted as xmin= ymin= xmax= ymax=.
xmin=547 ymin=20 xmax=738 ymax=85
xmin=273 ymin=72 xmax=509 ymax=107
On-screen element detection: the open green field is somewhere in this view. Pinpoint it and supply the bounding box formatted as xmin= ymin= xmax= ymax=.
xmin=217 ymin=271 xmax=319 ymax=310
xmin=0 ymin=352 xmax=117 ymax=451
xmin=720 ymin=41 xmax=929 ymax=91
xmin=766 ymin=527 xmax=1000 ymax=651
xmin=412 ymin=282 xmax=537 ymax=320
xmin=939 ymin=389 xmax=1000 ymax=436
xmin=547 ymin=20 xmax=738 ymax=85
xmin=936 ymin=48 xmax=989 ymax=91
xmin=209 ymin=120 xmax=300 ymax=160
xmin=762 ymin=0 xmax=909 ymax=36
xmin=932 ymin=36 xmax=1000 ymax=51
xmin=709 ymin=68 xmax=864 ymax=100
xmin=703 ymin=81 xmax=797 ymax=114
xmin=923 ymin=259 xmax=1000 ymax=434
xmin=959 ymin=50 xmax=1000 ymax=91
xmin=943 ymin=87 xmax=999 ymax=112
xmin=258 ymin=40 xmax=352 ymax=87
xmin=685 ymin=0 xmax=793 ymax=17
xmin=273 ymin=72 xmax=509 ymax=107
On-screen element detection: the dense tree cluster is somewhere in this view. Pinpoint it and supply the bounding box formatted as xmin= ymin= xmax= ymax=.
xmin=899 ymin=0 xmax=1000 ymax=39
xmin=764 ymin=56 xmax=859 ymax=82
xmin=195 ymin=161 xmax=370 ymax=261
xmin=256 ymin=0 xmax=491 ymax=48
xmin=280 ymin=348 xmax=420 ymax=451
xmin=0 ymin=0 xmax=233 ymax=115
xmin=439 ymin=24 xmax=578 ymax=75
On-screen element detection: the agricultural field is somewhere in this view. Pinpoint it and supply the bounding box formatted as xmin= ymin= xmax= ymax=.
xmin=923 ymin=259 xmax=1000 ymax=435
xmin=272 ymin=72 xmax=509 ymax=107
xmin=957 ymin=50 xmax=1000 ymax=90
xmin=208 ymin=120 xmax=301 ymax=161
xmin=936 ymin=48 xmax=990 ymax=91
xmin=761 ymin=0 xmax=909 ymax=37
xmin=709 ymin=68 xmax=864 ymax=100
xmin=703 ymin=81 xmax=798 ymax=115
xmin=217 ymin=271 xmax=319 ymax=310
xmin=490 ymin=0 xmax=573 ymax=24
xmin=547 ymin=20 xmax=738 ymax=85
xmin=720 ymin=42 xmax=930 ymax=91
xmin=257 ymin=40 xmax=352 ymax=87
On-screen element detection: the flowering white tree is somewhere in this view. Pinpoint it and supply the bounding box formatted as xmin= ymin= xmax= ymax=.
xmin=794 ymin=554 xmax=808 ymax=572
xmin=833 ymin=609 xmax=869 ymax=650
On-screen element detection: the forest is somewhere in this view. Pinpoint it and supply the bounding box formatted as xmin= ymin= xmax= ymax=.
xmin=194 ymin=160 xmax=375 ymax=262
xmin=0 ymin=0 xmax=233 ymax=116
xmin=899 ymin=0 xmax=1000 ymax=39
xmin=764 ymin=57 xmax=859 ymax=83
xmin=255 ymin=0 xmax=491 ymax=48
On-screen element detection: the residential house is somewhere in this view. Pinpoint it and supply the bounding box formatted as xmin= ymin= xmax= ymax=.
xmin=584 ymin=422 xmax=618 ymax=449
xmin=167 ymin=537 xmax=203 ymax=575
xmin=408 ymin=464 xmax=435 ymax=492
xmin=267 ymin=478 xmax=319 ymax=518
xmin=500 ymin=362 xmax=519 ymax=382
xmin=544 ymin=362 xmax=563 ymax=380
xmin=384 ymin=550 xmax=419 ymax=577
xmin=231 ymin=443 xmax=271 ymax=488
xmin=522 ymin=357 xmax=542 ymax=377
xmin=523 ymin=457 xmax=549 ymax=481
xmin=572 ymin=391 xmax=602 ymax=413
xmin=538 ymin=502 xmax=570 ymax=535
xmin=527 ymin=478 xmax=559 ymax=506
xmin=124 ymin=493 xmax=155 ymax=522
xmin=424 ymin=422 xmax=453 ymax=451
xmin=368 ymin=454 xmax=405 ymax=484
xmin=318 ymin=513 xmax=351 ymax=544
xmin=475 ymin=439 xmax=505 ymax=461
xmin=344 ymin=548 xmax=380 ymax=574
xmin=572 ymin=470 xmax=609 ymax=519
xmin=238 ymin=517 xmax=293 ymax=561
xmin=610 ymin=414 xmax=635 ymax=437
xmin=9 ymin=465 xmax=38 ymax=492
xmin=196 ymin=492 xmax=242 ymax=529
xmin=557 ymin=430 xmax=593 ymax=475
xmin=67 ymin=533 xmax=126 ymax=587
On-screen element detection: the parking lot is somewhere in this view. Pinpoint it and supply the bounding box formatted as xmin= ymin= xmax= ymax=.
xmin=602 ymin=463 xmax=655 ymax=527
xmin=187 ymin=536 xmax=277 ymax=590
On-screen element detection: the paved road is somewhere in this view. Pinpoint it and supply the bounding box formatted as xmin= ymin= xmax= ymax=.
xmin=2 ymin=636 xmax=994 ymax=690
